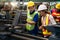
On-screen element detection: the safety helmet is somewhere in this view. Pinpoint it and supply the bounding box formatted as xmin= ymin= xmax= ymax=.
xmin=38 ymin=4 xmax=47 ymax=11
xmin=56 ymin=3 xmax=60 ymax=9
xmin=27 ymin=1 xmax=35 ymax=7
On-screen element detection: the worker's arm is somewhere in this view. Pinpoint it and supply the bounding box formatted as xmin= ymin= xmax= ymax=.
xmin=49 ymin=15 xmax=56 ymax=25
xmin=27 ymin=21 xmax=35 ymax=24
xmin=39 ymin=25 xmax=44 ymax=29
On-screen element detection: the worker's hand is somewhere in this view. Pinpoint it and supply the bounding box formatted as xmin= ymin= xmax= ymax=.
xmin=39 ymin=25 xmax=44 ymax=30
xmin=27 ymin=21 xmax=31 ymax=23
xmin=27 ymin=21 xmax=35 ymax=25
xmin=39 ymin=26 xmax=42 ymax=29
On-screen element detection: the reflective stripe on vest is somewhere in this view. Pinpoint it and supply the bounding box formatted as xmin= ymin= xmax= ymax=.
xmin=52 ymin=12 xmax=60 ymax=16
xmin=41 ymin=14 xmax=49 ymax=26
xmin=26 ymin=10 xmax=37 ymax=31
xmin=46 ymin=14 xmax=49 ymax=26
xmin=42 ymin=14 xmax=52 ymax=35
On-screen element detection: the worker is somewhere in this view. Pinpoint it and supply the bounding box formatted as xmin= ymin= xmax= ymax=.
xmin=38 ymin=4 xmax=56 ymax=37
xmin=26 ymin=1 xmax=39 ymax=35
xmin=52 ymin=3 xmax=60 ymax=23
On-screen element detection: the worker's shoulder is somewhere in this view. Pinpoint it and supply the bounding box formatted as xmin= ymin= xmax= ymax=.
xmin=35 ymin=11 xmax=39 ymax=14
xmin=47 ymin=14 xmax=52 ymax=16
xmin=48 ymin=14 xmax=54 ymax=19
xmin=49 ymin=14 xmax=53 ymax=17
xmin=35 ymin=11 xmax=38 ymax=13
xmin=47 ymin=14 xmax=53 ymax=18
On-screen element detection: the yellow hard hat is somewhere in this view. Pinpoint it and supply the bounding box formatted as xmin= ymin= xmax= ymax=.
xmin=56 ymin=3 xmax=60 ymax=9
xmin=27 ymin=1 xmax=35 ymax=7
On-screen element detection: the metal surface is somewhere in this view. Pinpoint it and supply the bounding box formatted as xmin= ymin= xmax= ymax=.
xmin=12 ymin=31 xmax=48 ymax=40
xmin=11 ymin=34 xmax=35 ymax=40
xmin=12 ymin=10 xmax=21 ymax=26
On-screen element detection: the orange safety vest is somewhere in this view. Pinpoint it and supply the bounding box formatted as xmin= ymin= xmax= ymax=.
xmin=52 ymin=12 xmax=60 ymax=16
xmin=41 ymin=14 xmax=51 ymax=36
xmin=52 ymin=12 xmax=60 ymax=22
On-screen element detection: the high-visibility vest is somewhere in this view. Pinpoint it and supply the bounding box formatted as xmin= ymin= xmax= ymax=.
xmin=26 ymin=10 xmax=37 ymax=31
xmin=52 ymin=11 xmax=60 ymax=16
xmin=52 ymin=12 xmax=60 ymax=22
xmin=42 ymin=14 xmax=51 ymax=35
